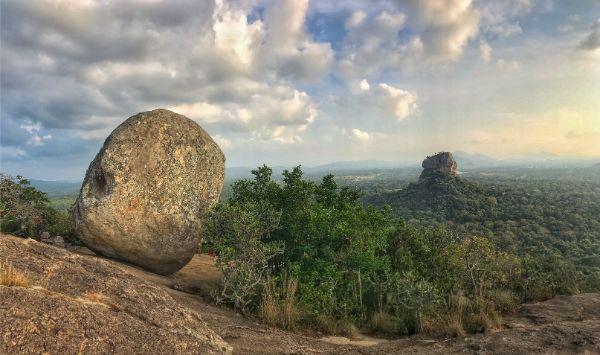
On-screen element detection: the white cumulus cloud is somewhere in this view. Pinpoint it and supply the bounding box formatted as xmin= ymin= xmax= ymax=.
xmin=345 ymin=10 xmax=366 ymax=28
xmin=479 ymin=40 xmax=492 ymax=62
xmin=360 ymin=79 xmax=370 ymax=91
xmin=339 ymin=9 xmax=413 ymax=83
xmin=376 ymin=83 xmax=419 ymax=120
xmin=20 ymin=122 xmax=52 ymax=146
xmin=1 ymin=0 xmax=329 ymax=151
xmin=409 ymin=0 xmax=480 ymax=62
xmin=496 ymin=58 xmax=520 ymax=71
xmin=351 ymin=128 xmax=370 ymax=142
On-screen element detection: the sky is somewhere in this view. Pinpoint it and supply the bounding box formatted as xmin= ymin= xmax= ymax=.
xmin=1 ymin=0 xmax=599 ymax=180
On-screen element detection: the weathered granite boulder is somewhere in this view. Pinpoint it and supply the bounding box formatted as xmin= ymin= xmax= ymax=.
xmin=420 ymin=152 xmax=457 ymax=180
xmin=73 ymin=109 xmax=225 ymax=275
xmin=0 ymin=234 xmax=231 ymax=353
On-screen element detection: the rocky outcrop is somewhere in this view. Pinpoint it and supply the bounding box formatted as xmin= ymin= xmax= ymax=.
xmin=422 ymin=152 xmax=457 ymax=175
xmin=0 ymin=234 xmax=231 ymax=354
xmin=73 ymin=109 xmax=225 ymax=275
xmin=419 ymin=152 xmax=457 ymax=181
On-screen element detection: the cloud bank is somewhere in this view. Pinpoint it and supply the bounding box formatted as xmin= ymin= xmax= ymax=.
xmin=1 ymin=0 xmax=599 ymax=179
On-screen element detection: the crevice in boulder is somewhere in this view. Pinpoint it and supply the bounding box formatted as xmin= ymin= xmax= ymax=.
xmin=89 ymin=168 xmax=114 ymax=199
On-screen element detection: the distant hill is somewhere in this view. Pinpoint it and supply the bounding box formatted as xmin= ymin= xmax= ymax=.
xmin=503 ymin=157 xmax=600 ymax=168
xmin=453 ymin=151 xmax=499 ymax=168
xmin=366 ymin=164 xmax=489 ymax=220
xmin=452 ymin=151 xmax=600 ymax=170
xmin=364 ymin=152 xmax=488 ymax=219
xmin=29 ymin=179 xmax=81 ymax=198
xmin=304 ymin=160 xmax=407 ymax=172
xmin=225 ymin=166 xmax=258 ymax=179
xmin=226 ymin=160 xmax=417 ymax=179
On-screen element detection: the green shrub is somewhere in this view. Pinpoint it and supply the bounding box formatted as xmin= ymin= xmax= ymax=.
xmin=0 ymin=174 xmax=77 ymax=243
xmin=1 ymin=174 xmax=50 ymax=238
xmin=204 ymin=202 xmax=282 ymax=314
xmin=520 ymin=253 xmax=581 ymax=301
xmin=205 ymin=165 xmax=584 ymax=337
xmin=207 ymin=166 xmax=397 ymax=324
xmin=45 ymin=207 xmax=78 ymax=244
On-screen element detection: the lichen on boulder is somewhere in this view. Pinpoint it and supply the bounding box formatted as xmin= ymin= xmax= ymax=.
xmin=73 ymin=109 xmax=225 ymax=275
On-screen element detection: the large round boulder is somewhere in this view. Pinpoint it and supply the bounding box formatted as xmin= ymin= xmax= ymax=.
xmin=73 ymin=109 xmax=225 ymax=275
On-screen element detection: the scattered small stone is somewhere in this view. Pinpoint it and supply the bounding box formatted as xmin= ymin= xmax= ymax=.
xmin=52 ymin=236 xmax=65 ymax=248
xmin=40 ymin=232 xmax=51 ymax=243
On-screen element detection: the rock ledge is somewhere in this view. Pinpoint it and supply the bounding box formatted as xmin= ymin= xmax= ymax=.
xmin=0 ymin=234 xmax=231 ymax=354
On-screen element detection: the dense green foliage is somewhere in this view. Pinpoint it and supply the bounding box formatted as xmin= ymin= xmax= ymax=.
xmin=206 ymin=166 xmax=396 ymax=324
xmin=205 ymin=166 xmax=550 ymax=336
xmin=364 ymin=172 xmax=600 ymax=294
xmin=0 ymin=174 xmax=76 ymax=242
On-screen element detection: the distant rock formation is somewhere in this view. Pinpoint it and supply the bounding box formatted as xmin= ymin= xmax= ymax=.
xmin=73 ymin=109 xmax=225 ymax=275
xmin=419 ymin=152 xmax=457 ymax=181
xmin=0 ymin=235 xmax=231 ymax=353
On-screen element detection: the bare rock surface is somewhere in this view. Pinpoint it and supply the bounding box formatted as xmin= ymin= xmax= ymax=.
xmin=0 ymin=234 xmax=231 ymax=354
xmin=420 ymin=152 xmax=457 ymax=180
xmin=74 ymin=109 xmax=225 ymax=275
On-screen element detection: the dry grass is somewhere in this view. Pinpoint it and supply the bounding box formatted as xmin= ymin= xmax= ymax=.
xmin=447 ymin=291 xmax=469 ymax=336
xmin=313 ymin=315 xmax=361 ymax=339
xmin=0 ymin=261 xmax=29 ymax=287
xmin=263 ymin=302 xmax=365 ymax=340
xmin=81 ymin=292 xmax=122 ymax=311
xmin=260 ymin=277 xmax=299 ymax=330
xmin=490 ymin=289 xmax=520 ymax=314
xmin=467 ymin=295 xmax=503 ymax=334
xmin=336 ymin=319 xmax=361 ymax=340
xmin=421 ymin=293 xmax=467 ymax=337
xmin=421 ymin=292 xmax=505 ymax=336
xmin=369 ymin=311 xmax=401 ymax=335
xmin=466 ymin=311 xmax=501 ymax=333
xmin=313 ymin=314 xmax=338 ymax=334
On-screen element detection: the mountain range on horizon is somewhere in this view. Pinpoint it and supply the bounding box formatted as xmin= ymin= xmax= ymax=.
xmin=227 ymin=151 xmax=600 ymax=178
xmin=22 ymin=151 xmax=600 ymax=186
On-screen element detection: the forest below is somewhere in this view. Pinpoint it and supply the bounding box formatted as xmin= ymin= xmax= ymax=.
xmin=360 ymin=167 xmax=600 ymax=294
